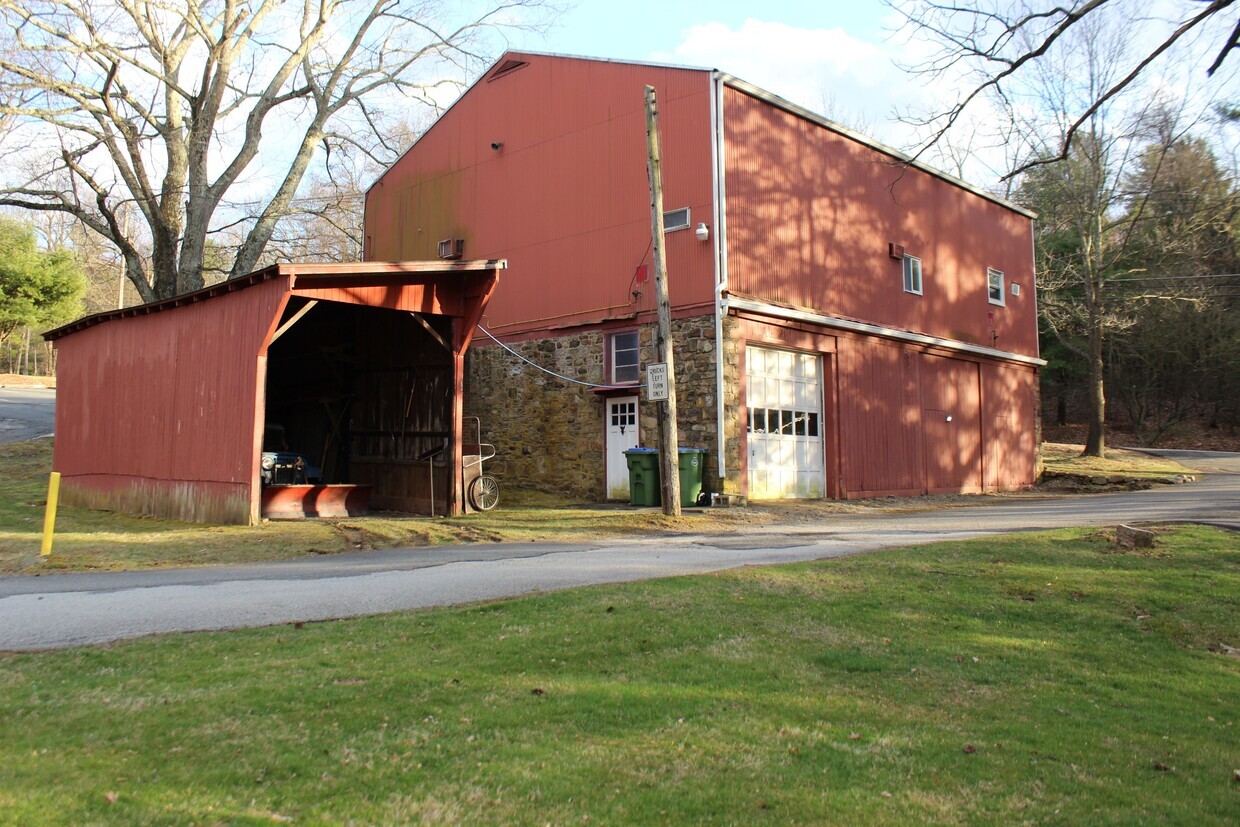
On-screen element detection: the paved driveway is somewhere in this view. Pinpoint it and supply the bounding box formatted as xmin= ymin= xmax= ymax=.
xmin=2 ymin=451 xmax=1237 ymax=651
xmin=0 ymin=386 xmax=54 ymax=445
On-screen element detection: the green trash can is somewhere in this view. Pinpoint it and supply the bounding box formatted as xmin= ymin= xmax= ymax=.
xmin=625 ymin=447 xmax=707 ymax=507
xmin=677 ymin=447 xmax=707 ymax=507
xmin=624 ymin=448 xmax=660 ymax=506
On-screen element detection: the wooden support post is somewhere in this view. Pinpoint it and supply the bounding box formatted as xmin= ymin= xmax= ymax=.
xmin=645 ymin=85 xmax=681 ymax=517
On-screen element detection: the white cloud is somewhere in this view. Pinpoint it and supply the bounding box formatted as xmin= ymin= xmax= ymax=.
xmin=654 ymin=17 xmax=1021 ymax=188
xmin=654 ymin=19 xmax=911 ymax=141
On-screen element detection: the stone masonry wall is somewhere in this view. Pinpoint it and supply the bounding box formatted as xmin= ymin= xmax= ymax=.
xmin=465 ymin=313 xmax=741 ymax=499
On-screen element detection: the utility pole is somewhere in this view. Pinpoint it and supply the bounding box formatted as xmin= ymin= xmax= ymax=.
xmin=644 ymin=85 xmax=681 ymax=517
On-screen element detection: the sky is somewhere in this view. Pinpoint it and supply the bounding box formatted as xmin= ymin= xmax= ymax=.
xmin=491 ymin=0 xmax=1240 ymax=187
xmin=504 ymin=1 xmax=917 ymax=147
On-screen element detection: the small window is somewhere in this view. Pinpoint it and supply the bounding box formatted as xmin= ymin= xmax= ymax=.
xmin=663 ymin=208 xmax=690 ymax=232
xmin=903 ymin=255 xmax=922 ymax=295
xmin=988 ymin=268 xmax=1005 ymax=306
xmin=610 ymin=331 xmax=639 ymax=385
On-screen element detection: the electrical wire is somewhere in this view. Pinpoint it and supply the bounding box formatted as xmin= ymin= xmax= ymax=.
xmin=477 ymin=325 xmax=633 ymax=390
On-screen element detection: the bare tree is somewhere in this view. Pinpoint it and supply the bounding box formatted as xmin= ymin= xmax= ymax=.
xmin=890 ymin=0 xmax=1240 ymax=177
xmin=0 ymin=0 xmax=550 ymax=303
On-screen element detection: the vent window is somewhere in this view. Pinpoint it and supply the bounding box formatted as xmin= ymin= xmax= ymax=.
xmin=487 ymin=58 xmax=529 ymax=82
xmin=663 ymin=208 xmax=690 ymax=232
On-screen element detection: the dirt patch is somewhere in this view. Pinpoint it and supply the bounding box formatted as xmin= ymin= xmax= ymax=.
xmin=0 ymin=374 xmax=54 ymax=389
xmin=1043 ymin=423 xmax=1240 ymax=453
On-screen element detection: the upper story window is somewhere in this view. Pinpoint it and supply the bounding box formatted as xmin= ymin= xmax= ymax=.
xmin=662 ymin=208 xmax=690 ymax=232
xmin=610 ymin=330 xmax=640 ymax=385
xmin=988 ymin=268 xmax=1005 ymax=306
xmin=903 ymin=255 xmax=922 ymax=295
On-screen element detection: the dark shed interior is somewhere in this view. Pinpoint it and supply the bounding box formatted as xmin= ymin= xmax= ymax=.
xmin=264 ymin=299 xmax=456 ymax=514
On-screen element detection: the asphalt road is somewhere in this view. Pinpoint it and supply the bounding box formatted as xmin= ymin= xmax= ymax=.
xmin=2 ymin=449 xmax=1237 ymax=651
xmin=0 ymin=386 xmax=55 ymax=445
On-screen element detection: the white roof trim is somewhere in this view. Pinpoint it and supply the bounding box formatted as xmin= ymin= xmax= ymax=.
xmin=729 ymin=296 xmax=1046 ymax=367
xmin=718 ymin=75 xmax=1037 ymax=220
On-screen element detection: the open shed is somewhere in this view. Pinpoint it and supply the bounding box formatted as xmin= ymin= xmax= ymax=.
xmin=46 ymin=260 xmax=504 ymax=524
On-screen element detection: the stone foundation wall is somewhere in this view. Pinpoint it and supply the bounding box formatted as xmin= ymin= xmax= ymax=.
xmin=465 ymin=314 xmax=739 ymax=499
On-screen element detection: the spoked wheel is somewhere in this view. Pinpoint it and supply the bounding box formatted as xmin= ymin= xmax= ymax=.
xmin=468 ymin=474 xmax=500 ymax=511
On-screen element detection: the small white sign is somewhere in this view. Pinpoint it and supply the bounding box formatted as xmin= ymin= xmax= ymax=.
xmin=647 ymin=362 xmax=669 ymax=401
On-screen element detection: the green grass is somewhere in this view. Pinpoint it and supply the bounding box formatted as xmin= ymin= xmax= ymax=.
xmin=1 ymin=526 xmax=1237 ymax=825
xmin=0 ymin=440 xmax=745 ymax=574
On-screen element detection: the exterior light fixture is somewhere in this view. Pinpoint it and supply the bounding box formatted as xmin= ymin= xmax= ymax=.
xmin=490 ymin=141 xmax=503 ymax=150
xmin=694 ymin=222 xmax=709 ymax=241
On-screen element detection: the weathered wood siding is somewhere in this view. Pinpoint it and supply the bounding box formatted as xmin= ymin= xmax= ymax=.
xmin=53 ymin=277 xmax=289 ymax=523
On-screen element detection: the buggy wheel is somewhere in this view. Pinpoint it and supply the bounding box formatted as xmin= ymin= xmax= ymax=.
xmin=469 ymin=474 xmax=500 ymax=511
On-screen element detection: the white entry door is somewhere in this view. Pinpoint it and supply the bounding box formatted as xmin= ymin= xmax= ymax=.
xmin=606 ymin=395 xmax=639 ymax=499
xmin=746 ymin=346 xmax=825 ymax=498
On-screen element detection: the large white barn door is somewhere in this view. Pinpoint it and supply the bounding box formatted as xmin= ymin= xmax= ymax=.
xmin=746 ymin=346 xmax=824 ymax=498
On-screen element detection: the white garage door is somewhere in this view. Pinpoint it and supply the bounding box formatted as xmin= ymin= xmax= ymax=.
xmin=746 ymin=346 xmax=825 ymax=498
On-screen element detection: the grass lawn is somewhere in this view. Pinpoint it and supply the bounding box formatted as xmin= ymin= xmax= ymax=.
xmin=1 ymin=439 xmax=1203 ymax=575
xmin=1 ymin=525 xmax=1236 ymax=825
xmin=0 ymin=440 xmax=750 ymax=574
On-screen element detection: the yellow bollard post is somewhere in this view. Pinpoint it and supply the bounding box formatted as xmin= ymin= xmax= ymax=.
xmin=41 ymin=472 xmax=61 ymax=558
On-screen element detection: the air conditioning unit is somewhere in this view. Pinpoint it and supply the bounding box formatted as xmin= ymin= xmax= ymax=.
xmin=438 ymin=238 xmax=464 ymax=260
xmin=889 ymin=242 xmax=905 ymax=259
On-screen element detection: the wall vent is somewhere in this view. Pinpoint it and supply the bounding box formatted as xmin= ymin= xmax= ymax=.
xmin=663 ymin=208 xmax=690 ymax=232
xmin=487 ymin=58 xmax=529 ymax=82
xmin=438 ymin=238 xmax=464 ymax=260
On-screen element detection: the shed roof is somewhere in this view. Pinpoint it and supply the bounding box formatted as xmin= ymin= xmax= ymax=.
xmin=46 ymin=260 xmax=507 ymax=341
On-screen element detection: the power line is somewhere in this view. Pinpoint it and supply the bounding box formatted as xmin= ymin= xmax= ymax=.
xmin=477 ymin=325 xmax=631 ymax=390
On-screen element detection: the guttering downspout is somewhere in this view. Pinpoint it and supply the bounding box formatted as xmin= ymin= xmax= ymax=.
xmin=710 ymin=70 xmax=729 ymax=482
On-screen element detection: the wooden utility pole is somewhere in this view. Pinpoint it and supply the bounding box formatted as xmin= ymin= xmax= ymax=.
xmin=644 ymin=85 xmax=681 ymax=517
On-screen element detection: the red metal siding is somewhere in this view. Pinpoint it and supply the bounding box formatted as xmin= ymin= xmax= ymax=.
xmin=832 ymin=333 xmax=1032 ymax=497
xmin=723 ymin=86 xmax=1038 ymax=359
xmin=837 ymin=337 xmax=923 ymax=496
xmin=981 ymin=361 xmax=1038 ymax=489
xmin=920 ymin=353 xmax=982 ymax=493
xmin=365 ymin=53 xmax=717 ymax=335
xmin=53 ymin=277 xmax=289 ymax=523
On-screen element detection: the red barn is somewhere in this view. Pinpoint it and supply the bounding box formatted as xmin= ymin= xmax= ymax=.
xmin=365 ymin=52 xmax=1042 ymax=501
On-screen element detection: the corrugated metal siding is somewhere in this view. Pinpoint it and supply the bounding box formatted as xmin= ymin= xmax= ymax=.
xmin=981 ymin=361 xmax=1038 ymax=489
xmin=920 ymin=353 xmax=982 ymax=493
xmin=833 ymin=334 xmax=1030 ymax=497
xmin=53 ymin=277 xmax=289 ymax=523
xmin=723 ymin=86 xmax=1038 ymax=359
xmin=837 ymin=337 xmax=922 ymax=495
xmin=365 ymin=53 xmax=717 ymax=334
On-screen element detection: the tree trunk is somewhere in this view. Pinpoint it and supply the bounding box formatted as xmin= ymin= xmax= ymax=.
xmin=1056 ymin=391 xmax=1067 ymax=426
xmin=1083 ymin=314 xmax=1106 ymax=458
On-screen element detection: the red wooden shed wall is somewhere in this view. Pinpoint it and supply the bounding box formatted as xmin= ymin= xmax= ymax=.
xmin=365 ymin=53 xmax=717 ymax=335
xmin=723 ymin=85 xmax=1038 ymax=360
xmin=53 ymin=278 xmax=288 ymax=523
